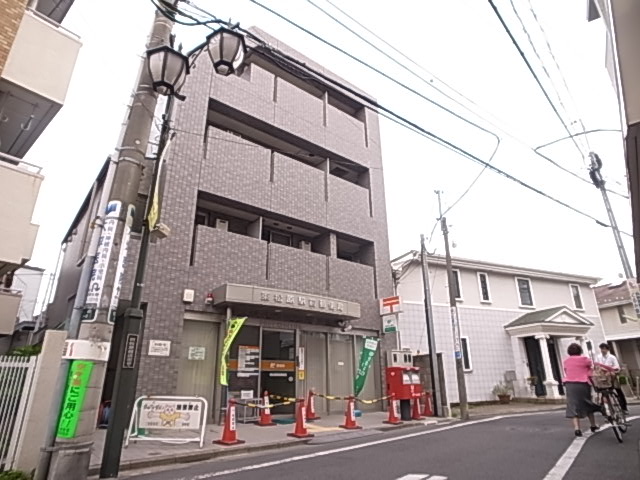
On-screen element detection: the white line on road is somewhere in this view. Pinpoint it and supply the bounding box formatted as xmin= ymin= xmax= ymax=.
xmin=395 ymin=475 xmax=429 ymax=480
xmin=543 ymin=415 xmax=639 ymax=480
xmin=178 ymin=412 xmax=553 ymax=480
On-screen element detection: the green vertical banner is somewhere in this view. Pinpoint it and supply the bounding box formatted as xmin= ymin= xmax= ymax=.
xmin=57 ymin=360 xmax=94 ymax=438
xmin=354 ymin=337 xmax=379 ymax=396
xmin=219 ymin=317 xmax=246 ymax=386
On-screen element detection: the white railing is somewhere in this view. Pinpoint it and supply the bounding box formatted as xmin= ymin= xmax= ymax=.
xmin=0 ymin=355 xmax=37 ymax=471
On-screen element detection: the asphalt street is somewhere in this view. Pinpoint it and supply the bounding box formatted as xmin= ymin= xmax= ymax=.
xmin=124 ymin=408 xmax=640 ymax=480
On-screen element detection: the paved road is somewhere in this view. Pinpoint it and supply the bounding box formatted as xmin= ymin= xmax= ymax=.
xmin=125 ymin=408 xmax=640 ymax=480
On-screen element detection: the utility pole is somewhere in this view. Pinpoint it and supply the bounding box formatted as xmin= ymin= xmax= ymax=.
xmin=435 ymin=190 xmax=469 ymax=420
xmin=420 ymin=234 xmax=442 ymax=417
xmin=45 ymin=9 xmax=175 ymax=480
xmin=588 ymin=152 xmax=634 ymax=279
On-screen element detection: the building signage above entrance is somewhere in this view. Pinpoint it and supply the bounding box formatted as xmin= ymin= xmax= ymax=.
xmin=211 ymin=284 xmax=361 ymax=319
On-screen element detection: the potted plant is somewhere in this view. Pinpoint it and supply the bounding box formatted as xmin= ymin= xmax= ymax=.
xmin=492 ymin=382 xmax=512 ymax=404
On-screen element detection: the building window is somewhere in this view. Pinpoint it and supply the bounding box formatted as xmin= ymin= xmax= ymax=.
xmin=477 ymin=272 xmax=491 ymax=302
xmin=452 ymin=269 xmax=462 ymax=300
xmin=516 ymin=278 xmax=534 ymax=307
xmin=569 ymin=284 xmax=584 ymax=310
xmin=618 ymin=305 xmax=628 ymax=324
xmin=461 ymin=336 xmax=472 ymax=371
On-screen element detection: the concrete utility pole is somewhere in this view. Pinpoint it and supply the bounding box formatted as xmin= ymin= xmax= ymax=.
xmin=419 ymin=234 xmax=442 ymax=417
xmin=435 ymin=191 xmax=469 ymax=420
xmin=588 ymin=152 xmax=634 ymax=279
xmin=46 ymin=9 xmax=174 ymax=480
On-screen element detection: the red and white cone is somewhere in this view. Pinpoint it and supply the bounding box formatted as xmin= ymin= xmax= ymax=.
xmin=422 ymin=392 xmax=434 ymax=417
xmin=306 ymin=389 xmax=320 ymax=421
xmin=340 ymin=396 xmax=362 ymax=430
xmin=215 ymin=399 xmax=245 ymax=445
xmin=411 ymin=395 xmax=423 ymax=420
xmin=288 ymin=398 xmax=314 ymax=438
xmin=383 ymin=394 xmax=403 ymax=425
xmin=257 ymin=390 xmax=275 ymax=426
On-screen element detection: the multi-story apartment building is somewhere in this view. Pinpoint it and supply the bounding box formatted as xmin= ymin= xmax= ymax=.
xmin=49 ymin=28 xmax=393 ymax=420
xmin=393 ymin=252 xmax=606 ymax=404
xmin=586 ymin=1 xmax=640 ymax=281
xmin=0 ymin=0 xmax=80 ymax=343
xmin=594 ymin=281 xmax=640 ymax=381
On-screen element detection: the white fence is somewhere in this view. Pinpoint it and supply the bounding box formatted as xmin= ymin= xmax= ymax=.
xmin=0 ymin=355 xmax=37 ymax=471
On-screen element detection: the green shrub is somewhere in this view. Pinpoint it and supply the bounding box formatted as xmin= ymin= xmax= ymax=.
xmin=0 ymin=470 xmax=33 ymax=480
xmin=619 ymin=375 xmax=629 ymax=385
xmin=8 ymin=345 xmax=41 ymax=357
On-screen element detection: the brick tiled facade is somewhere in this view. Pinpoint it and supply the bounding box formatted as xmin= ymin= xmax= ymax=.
xmin=51 ymin=29 xmax=394 ymax=415
xmin=0 ymin=0 xmax=27 ymax=75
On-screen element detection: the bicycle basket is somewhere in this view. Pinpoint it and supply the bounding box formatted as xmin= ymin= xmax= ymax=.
xmin=591 ymin=373 xmax=614 ymax=389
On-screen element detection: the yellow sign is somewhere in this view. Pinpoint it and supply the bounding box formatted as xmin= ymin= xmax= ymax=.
xmin=219 ymin=317 xmax=246 ymax=386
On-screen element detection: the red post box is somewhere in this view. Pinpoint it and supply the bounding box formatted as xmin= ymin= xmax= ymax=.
xmin=386 ymin=350 xmax=423 ymax=421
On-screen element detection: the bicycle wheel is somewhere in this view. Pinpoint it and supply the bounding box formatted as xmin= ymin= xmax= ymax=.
xmin=610 ymin=392 xmax=628 ymax=434
xmin=604 ymin=396 xmax=624 ymax=443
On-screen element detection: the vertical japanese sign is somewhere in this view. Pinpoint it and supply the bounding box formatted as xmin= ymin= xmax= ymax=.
xmin=57 ymin=360 xmax=94 ymax=438
xmin=219 ymin=317 xmax=246 ymax=386
xmin=109 ymin=204 xmax=136 ymax=323
xmin=83 ymin=201 xmax=121 ymax=321
xmin=451 ymin=306 xmax=462 ymax=360
xmin=354 ymin=337 xmax=379 ymax=396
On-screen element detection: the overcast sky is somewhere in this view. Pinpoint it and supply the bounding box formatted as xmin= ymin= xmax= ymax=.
xmin=25 ymin=0 xmax=634 ymax=297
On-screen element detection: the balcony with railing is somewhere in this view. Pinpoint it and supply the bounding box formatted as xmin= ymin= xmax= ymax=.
xmin=0 ymin=157 xmax=42 ymax=276
xmin=0 ymin=8 xmax=81 ymax=158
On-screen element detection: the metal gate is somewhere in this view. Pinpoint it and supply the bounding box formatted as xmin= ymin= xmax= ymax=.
xmin=0 ymin=355 xmax=37 ymax=471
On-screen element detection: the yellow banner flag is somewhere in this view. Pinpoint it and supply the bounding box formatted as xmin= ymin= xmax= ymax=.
xmin=219 ymin=317 xmax=246 ymax=386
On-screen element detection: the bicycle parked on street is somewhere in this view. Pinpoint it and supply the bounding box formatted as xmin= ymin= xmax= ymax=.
xmin=591 ymin=367 xmax=628 ymax=443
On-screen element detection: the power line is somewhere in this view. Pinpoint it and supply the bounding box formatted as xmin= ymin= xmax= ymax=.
xmin=158 ymin=0 xmax=633 ymax=237
xmin=526 ymin=0 xmax=591 ymax=152
xmin=490 ymin=0 xmax=587 ymax=162
xmin=309 ymin=0 xmax=622 ymax=198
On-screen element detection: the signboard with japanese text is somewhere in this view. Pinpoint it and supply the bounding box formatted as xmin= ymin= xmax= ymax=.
xmin=138 ymin=399 xmax=202 ymax=430
xmin=188 ymin=346 xmax=206 ymax=361
xmin=237 ymin=345 xmax=259 ymax=378
xmin=383 ymin=314 xmax=398 ymax=333
xmin=56 ymin=361 xmax=94 ymax=438
xmin=380 ymin=296 xmax=403 ymax=316
xmin=354 ymin=337 xmax=379 ymax=396
xmin=108 ymin=204 xmax=135 ymax=323
xmin=123 ymin=334 xmax=139 ymax=368
xmin=84 ymin=201 xmax=120 ymax=320
xmin=148 ymin=340 xmax=171 ymax=357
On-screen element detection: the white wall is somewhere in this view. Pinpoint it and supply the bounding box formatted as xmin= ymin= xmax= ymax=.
xmin=13 ymin=268 xmax=44 ymax=323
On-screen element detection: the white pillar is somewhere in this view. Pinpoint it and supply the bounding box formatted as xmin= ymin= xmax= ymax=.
xmin=536 ymin=334 xmax=560 ymax=398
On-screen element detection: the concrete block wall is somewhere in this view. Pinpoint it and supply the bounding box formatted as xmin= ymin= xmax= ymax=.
xmin=267 ymin=243 xmax=327 ymax=294
xmin=327 ymin=176 xmax=371 ymax=238
xmin=274 ymin=78 xmax=325 ymax=146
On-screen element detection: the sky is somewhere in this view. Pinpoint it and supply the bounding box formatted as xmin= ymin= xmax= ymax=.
xmin=24 ymin=0 xmax=636 ymax=304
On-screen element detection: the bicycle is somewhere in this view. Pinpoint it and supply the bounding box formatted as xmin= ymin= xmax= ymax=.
xmin=592 ymin=370 xmax=628 ymax=443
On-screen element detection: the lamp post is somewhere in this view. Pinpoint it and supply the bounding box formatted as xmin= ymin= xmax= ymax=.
xmin=98 ymin=26 xmax=247 ymax=479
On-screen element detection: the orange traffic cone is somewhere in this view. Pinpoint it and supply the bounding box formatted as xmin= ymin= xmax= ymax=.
xmin=288 ymin=398 xmax=314 ymax=438
xmin=422 ymin=392 xmax=434 ymax=417
xmin=215 ymin=399 xmax=245 ymax=445
xmin=411 ymin=395 xmax=423 ymax=420
xmin=383 ymin=394 xmax=403 ymax=425
xmin=340 ymin=396 xmax=362 ymax=430
xmin=257 ymin=390 xmax=275 ymax=426
xmin=306 ymin=389 xmax=320 ymax=421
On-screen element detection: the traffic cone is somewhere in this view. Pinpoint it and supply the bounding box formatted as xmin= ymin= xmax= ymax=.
xmin=422 ymin=392 xmax=434 ymax=417
xmin=288 ymin=398 xmax=314 ymax=438
xmin=306 ymin=389 xmax=320 ymax=421
xmin=215 ymin=399 xmax=245 ymax=445
xmin=257 ymin=391 xmax=275 ymax=426
xmin=340 ymin=396 xmax=362 ymax=430
xmin=383 ymin=394 xmax=403 ymax=425
xmin=411 ymin=395 xmax=423 ymax=420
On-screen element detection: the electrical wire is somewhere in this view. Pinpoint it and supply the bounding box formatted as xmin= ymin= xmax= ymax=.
xmin=154 ymin=0 xmax=633 ymax=237
xmin=490 ymin=0 xmax=587 ymax=163
xmin=304 ymin=0 xmax=625 ymax=201
xmin=526 ymin=0 xmax=591 ymax=152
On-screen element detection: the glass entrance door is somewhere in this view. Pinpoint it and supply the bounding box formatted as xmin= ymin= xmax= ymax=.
xmin=261 ymin=329 xmax=296 ymax=414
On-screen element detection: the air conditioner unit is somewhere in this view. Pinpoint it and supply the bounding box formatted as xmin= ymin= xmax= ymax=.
xmin=215 ymin=219 xmax=229 ymax=231
xmin=299 ymin=240 xmax=311 ymax=251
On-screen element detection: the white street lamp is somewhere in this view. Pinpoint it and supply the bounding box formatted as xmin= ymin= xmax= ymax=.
xmin=146 ymin=45 xmax=190 ymax=97
xmin=206 ymin=27 xmax=247 ymax=76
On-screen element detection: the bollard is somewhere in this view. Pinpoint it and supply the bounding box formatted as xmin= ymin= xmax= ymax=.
xmin=215 ymin=399 xmax=245 ymax=445
xmin=411 ymin=395 xmax=423 ymax=420
xmin=340 ymin=396 xmax=362 ymax=430
xmin=422 ymin=392 xmax=434 ymax=417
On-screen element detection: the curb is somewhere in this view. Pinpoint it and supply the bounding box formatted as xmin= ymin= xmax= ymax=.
xmin=88 ymin=419 xmax=443 ymax=476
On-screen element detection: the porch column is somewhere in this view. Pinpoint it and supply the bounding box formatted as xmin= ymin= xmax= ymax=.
xmin=536 ymin=334 xmax=560 ymax=398
xmin=575 ymin=336 xmax=586 ymax=353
